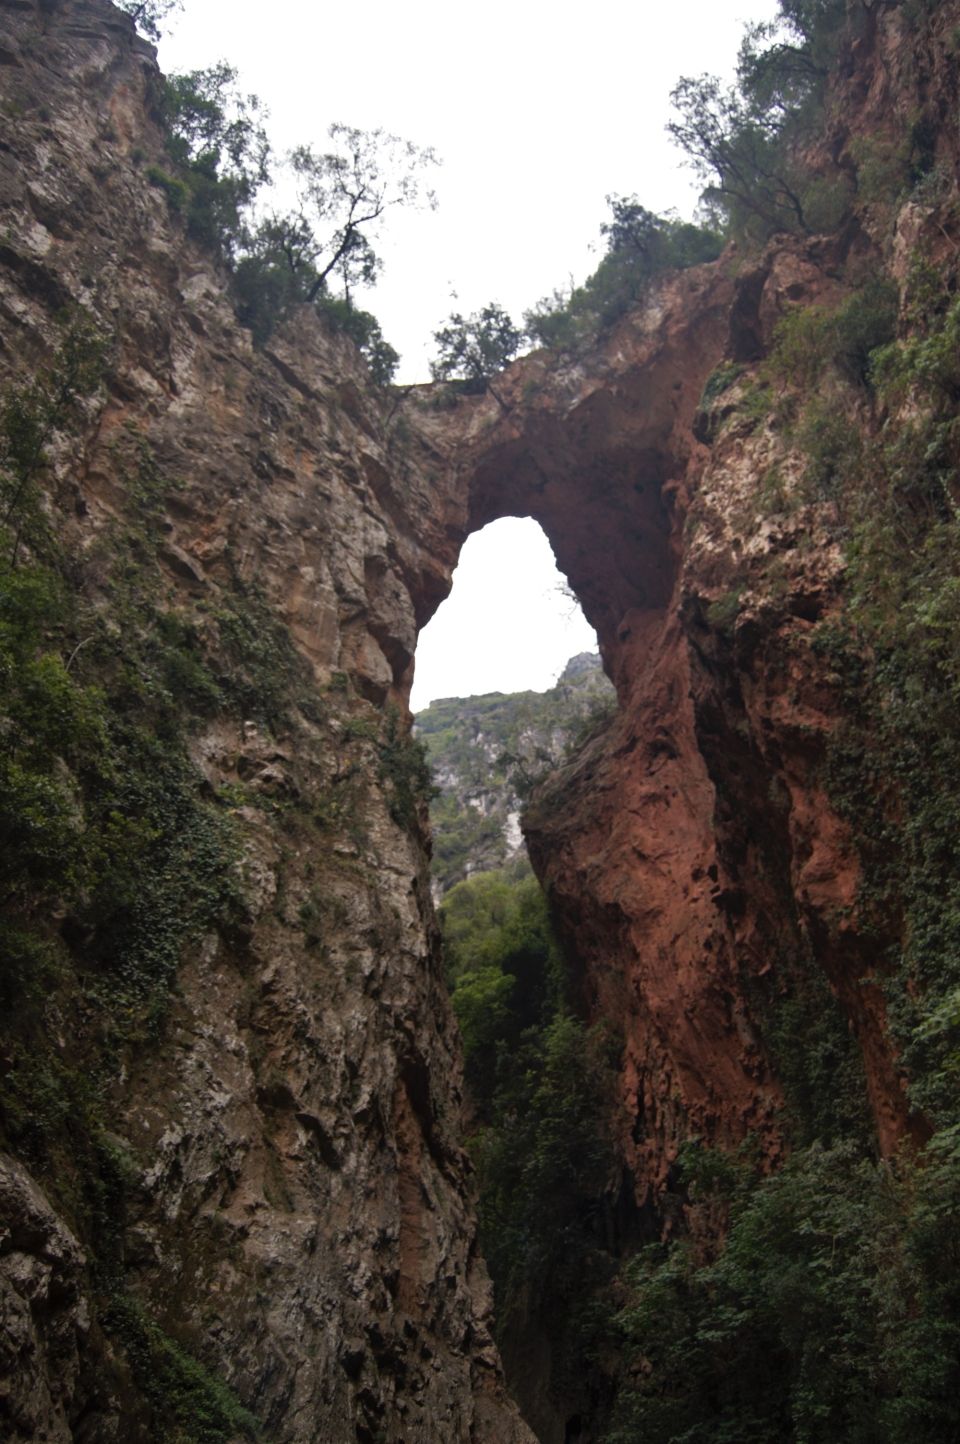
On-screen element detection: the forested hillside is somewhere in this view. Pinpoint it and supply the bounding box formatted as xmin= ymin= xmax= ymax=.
xmin=416 ymin=653 xmax=613 ymax=891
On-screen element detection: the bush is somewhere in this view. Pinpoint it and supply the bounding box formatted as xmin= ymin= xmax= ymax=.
xmin=430 ymin=303 xmax=522 ymax=391
xmin=767 ymin=280 xmax=898 ymax=389
xmin=525 ymin=200 xmax=722 ymax=349
xmin=117 ymin=0 xmax=181 ymax=41
xmin=699 ymin=362 xmax=746 ymax=413
xmin=156 ymin=76 xmax=408 ymax=378
xmin=795 ymin=402 xmax=863 ymax=498
xmin=104 ymin=1294 xmax=259 ymax=1443
xmin=668 ymin=0 xmax=854 ymax=240
xmin=378 ymin=706 xmax=435 ymax=830
xmin=158 ymin=65 xmax=270 ymax=258
xmin=441 ymin=868 xmax=619 ymax=1371
xmin=0 ymin=316 xmax=104 ymax=562
xmin=609 ymin=1137 xmax=960 ymax=1444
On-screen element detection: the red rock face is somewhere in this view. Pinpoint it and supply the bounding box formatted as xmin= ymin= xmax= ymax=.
xmin=406 ymin=218 xmax=921 ymax=1200
xmin=407 ymin=276 xmax=792 ymax=1197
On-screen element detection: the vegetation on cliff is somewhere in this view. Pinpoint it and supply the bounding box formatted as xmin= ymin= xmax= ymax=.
xmin=147 ymin=62 xmax=436 ymax=380
xmin=440 ymin=869 xmax=621 ymax=1422
xmin=430 ymin=3 xmax=960 ymax=1439
xmin=7 ymin=0 xmax=960 ymax=1438
xmin=0 ymin=327 xmax=277 ymax=1435
xmin=523 ymin=199 xmax=724 ymax=352
xmin=609 ymin=1137 xmax=960 ymax=1443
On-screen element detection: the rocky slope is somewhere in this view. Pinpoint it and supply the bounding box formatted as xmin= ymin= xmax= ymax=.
xmin=416 ymin=653 xmax=614 ymax=892
xmin=2 ymin=0 xmax=960 ymax=1440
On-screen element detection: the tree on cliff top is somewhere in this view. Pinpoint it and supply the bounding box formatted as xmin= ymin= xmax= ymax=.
xmin=430 ymin=303 xmax=523 ymax=393
xmin=158 ymin=70 xmax=436 ymax=380
xmin=667 ymin=0 xmax=852 ymax=238
xmin=231 ymin=125 xmax=438 ymax=376
xmin=117 ymin=0 xmax=182 ymax=42
xmin=286 ymin=127 xmax=438 ymax=303
xmin=523 ymin=198 xmax=722 ymax=350
xmin=158 ymin=63 xmax=271 ymax=257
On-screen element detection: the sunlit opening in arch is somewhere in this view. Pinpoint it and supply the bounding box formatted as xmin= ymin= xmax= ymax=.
xmin=410 ymin=517 xmax=599 ymax=712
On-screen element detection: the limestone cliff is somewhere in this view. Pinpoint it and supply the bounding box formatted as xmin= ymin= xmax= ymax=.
xmin=2 ymin=0 xmax=960 ymax=1441
xmin=0 ymin=4 xmax=531 ymax=1439
xmin=416 ymin=653 xmax=613 ymax=893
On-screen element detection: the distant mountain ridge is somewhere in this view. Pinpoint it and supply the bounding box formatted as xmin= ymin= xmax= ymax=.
xmin=416 ymin=653 xmax=614 ymax=892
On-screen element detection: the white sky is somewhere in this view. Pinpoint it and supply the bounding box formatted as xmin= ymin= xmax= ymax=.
xmin=159 ymin=0 xmax=779 ymax=709
xmin=409 ymin=518 xmax=597 ymax=709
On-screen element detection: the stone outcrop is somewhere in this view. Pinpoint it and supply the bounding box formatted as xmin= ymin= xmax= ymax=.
xmin=411 ymin=246 xmax=881 ymax=1189
xmin=0 ymin=1155 xmax=91 ymax=1443
xmin=0 ymin=0 xmax=957 ymax=1439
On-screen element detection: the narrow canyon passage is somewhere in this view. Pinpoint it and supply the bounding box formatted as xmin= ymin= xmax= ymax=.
xmin=5 ymin=2 xmax=958 ymax=1439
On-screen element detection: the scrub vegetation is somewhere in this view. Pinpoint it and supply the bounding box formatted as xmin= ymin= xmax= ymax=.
xmin=146 ymin=63 xmax=436 ymax=380
xmin=440 ymin=870 xmax=621 ymax=1410
xmin=11 ymin=0 xmax=960 ymax=1437
xmin=0 ymin=318 xmax=334 ymax=1439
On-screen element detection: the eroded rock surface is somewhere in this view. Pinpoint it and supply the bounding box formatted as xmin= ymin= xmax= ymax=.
xmin=0 ymin=3 xmax=531 ymax=1439
xmin=0 ymin=0 xmax=956 ymax=1439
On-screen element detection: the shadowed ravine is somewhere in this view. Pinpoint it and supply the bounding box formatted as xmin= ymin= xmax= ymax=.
xmin=3 ymin=1 xmax=960 ymax=1440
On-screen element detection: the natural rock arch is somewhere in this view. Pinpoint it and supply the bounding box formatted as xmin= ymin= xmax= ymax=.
xmin=396 ymin=271 xmax=786 ymax=1200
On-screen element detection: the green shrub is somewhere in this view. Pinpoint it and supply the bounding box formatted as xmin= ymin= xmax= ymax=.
xmin=105 ymin=1293 xmax=259 ymax=1443
xmin=768 ymin=280 xmax=898 ymax=390
xmin=315 ymin=295 xmax=399 ymax=383
xmin=441 ymin=865 xmax=619 ymax=1396
xmin=872 ymin=293 xmax=960 ymax=405
xmin=706 ymin=586 xmax=743 ymax=634
xmin=431 ymin=303 xmax=522 ymax=391
xmin=158 ymin=64 xmax=269 ymax=259
xmin=0 ymin=316 xmax=104 ymax=561
xmin=668 ymin=1 xmax=859 ymax=241
xmin=157 ymin=74 xmax=406 ymax=378
xmin=609 ymin=1136 xmax=960 ymax=1444
xmin=378 ymin=706 xmax=435 ymax=830
xmin=525 ymin=200 xmax=722 ymax=348
xmin=831 ymin=280 xmax=900 ymax=385
xmin=117 ymin=0 xmax=181 ymax=41
xmin=699 ymin=362 xmax=746 ymax=410
xmin=795 ymin=402 xmax=863 ymax=498
xmin=850 ymin=135 xmax=911 ymax=206
xmin=146 ymin=164 xmax=187 ymax=211
xmin=801 ymin=172 xmax=856 ymax=231
xmin=804 ymin=285 xmax=960 ymax=1131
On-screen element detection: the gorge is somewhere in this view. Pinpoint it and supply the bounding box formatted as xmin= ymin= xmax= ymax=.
xmin=2 ymin=1 xmax=960 ymax=1441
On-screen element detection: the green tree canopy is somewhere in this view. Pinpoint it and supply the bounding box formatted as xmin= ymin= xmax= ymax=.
xmin=667 ymin=0 xmax=853 ymax=239
xmin=117 ymin=0 xmax=182 ymax=42
xmin=156 ymin=74 xmax=433 ymax=379
xmin=524 ymin=198 xmax=722 ymax=349
xmin=430 ymin=303 xmax=523 ymax=392
xmin=285 ymin=126 xmax=438 ymax=302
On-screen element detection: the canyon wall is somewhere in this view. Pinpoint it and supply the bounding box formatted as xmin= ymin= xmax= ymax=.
xmin=1 ymin=0 xmax=959 ymax=1440
xmin=0 ymin=3 xmax=531 ymax=1438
